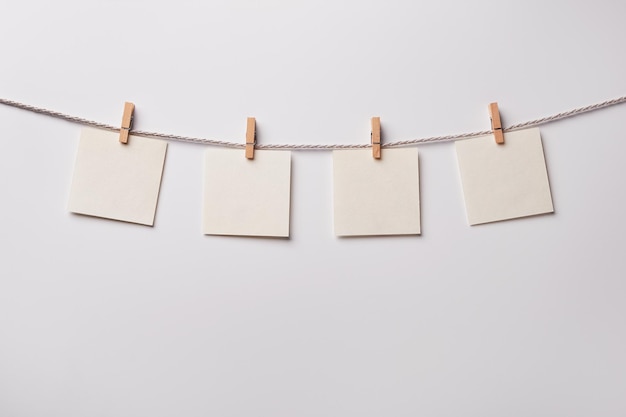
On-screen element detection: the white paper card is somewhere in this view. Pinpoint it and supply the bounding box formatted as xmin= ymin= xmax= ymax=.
xmin=333 ymin=148 xmax=420 ymax=236
xmin=68 ymin=128 xmax=167 ymax=226
xmin=455 ymin=127 xmax=553 ymax=225
xmin=203 ymin=149 xmax=291 ymax=237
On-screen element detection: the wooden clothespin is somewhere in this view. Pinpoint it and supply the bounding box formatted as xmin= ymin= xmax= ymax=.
xmin=371 ymin=117 xmax=381 ymax=159
xmin=119 ymin=102 xmax=135 ymax=144
xmin=488 ymin=102 xmax=504 ymax=145
xmin=245 ymin=117 xmax=256 ymax=159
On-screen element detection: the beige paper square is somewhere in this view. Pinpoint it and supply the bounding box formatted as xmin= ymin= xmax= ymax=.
xmin=203 ymin=149 xmax=291 ymax=237
xmin=333 ymin=148 xmax=420 ymax=236
xmin=68 ymin=128 xmax=167 ymax=226
xmin=455 ymin=127 xmax=554 ymax=225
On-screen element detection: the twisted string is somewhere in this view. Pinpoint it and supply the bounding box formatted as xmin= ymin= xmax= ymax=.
xmin=1 ymin=95 xmax=625 ymax=149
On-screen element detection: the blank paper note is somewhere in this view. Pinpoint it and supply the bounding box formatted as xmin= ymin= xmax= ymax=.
xmin=455 ymin=127 xmax=554 ymax=226
xmin=333 ymin=148 xmax=420 ymax=236
xmin=203 ymin=149 xmax=291 ymax=237
xmin=68 ymin=128 xmax=167 ymax=226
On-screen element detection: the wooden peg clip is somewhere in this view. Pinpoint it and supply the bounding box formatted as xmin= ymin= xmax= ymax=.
xmin=245 ymin=117 xmax=256 ymax=159
xmin=489 ymin=102 xmax=504 ymax=145
xmin=119 ymin=102 xmax=135 ymax=144
xmin=371 ymin=117 xmax=381 ymax=159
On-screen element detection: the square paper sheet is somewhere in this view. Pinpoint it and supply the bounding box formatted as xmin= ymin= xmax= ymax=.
xmin=68 ymin=128 xmax=167 ymax=226
xmin=455 ymin=127 xmax=554 ymax=225
xmin=333 ymin=148 xmax=420 ymax=236
xmin=203 ymin=149 xmax=291 ymax=237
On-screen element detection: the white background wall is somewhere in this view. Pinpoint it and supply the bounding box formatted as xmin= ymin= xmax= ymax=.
xmin=1 ymin=1 xmax=625 ymax=416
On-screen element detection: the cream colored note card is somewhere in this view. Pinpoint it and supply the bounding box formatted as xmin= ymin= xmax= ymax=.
xmin=68 ymin=128 xmax=167 ymax=226
xmin=203 ymin=149 xmax=291 ymax=237
xmin=333 ymin=148 xmax=420 ymax=236
xmin=455 ymin=127 xmax=553 ymax=225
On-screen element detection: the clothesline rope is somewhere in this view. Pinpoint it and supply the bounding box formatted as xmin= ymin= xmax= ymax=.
xmin=1 ymin=95 xmax=625 ymax=149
